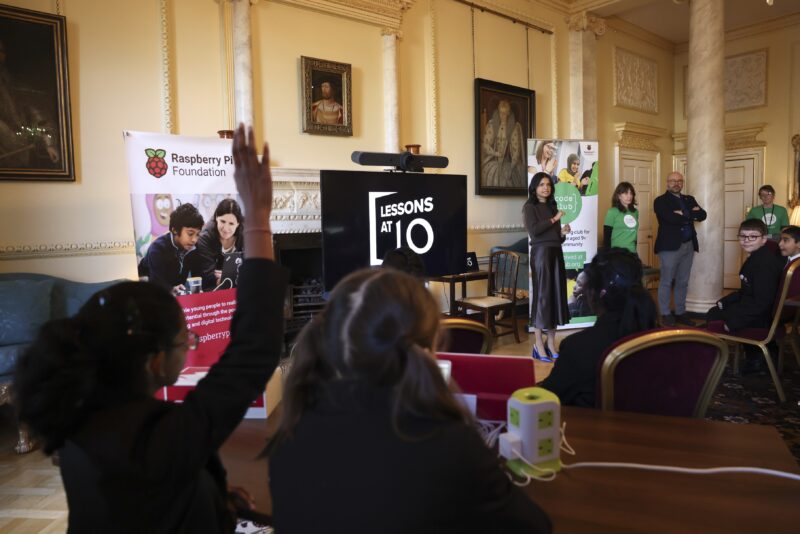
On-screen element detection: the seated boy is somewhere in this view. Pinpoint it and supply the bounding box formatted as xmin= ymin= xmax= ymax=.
xmin=138 ymin=203 xmax=204 ymax=293
xmin=778 ymin=225 xmax=800 ymax=265
xmin=706 ymin=219 xmax=784 ymax=332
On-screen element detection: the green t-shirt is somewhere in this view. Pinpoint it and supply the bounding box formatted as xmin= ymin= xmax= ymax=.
xmin=603 ymin=207 xmax=639 ymax=253
xmin=746 ymin=204 xmax=789 ymax=238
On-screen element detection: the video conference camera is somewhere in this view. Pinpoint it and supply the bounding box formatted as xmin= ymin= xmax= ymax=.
xmin=351 ymin=151 xmax=449 ymax=173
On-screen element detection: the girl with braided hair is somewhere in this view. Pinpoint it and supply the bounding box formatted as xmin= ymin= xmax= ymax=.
xmin=539 ymin=248 xmax=658 ymax=407
xmin=266 ymin=268 xmax=551 ymax=534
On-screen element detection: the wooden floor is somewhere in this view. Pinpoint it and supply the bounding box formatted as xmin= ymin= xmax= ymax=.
xmin=0 ymin=319 xmax=563 ymax=533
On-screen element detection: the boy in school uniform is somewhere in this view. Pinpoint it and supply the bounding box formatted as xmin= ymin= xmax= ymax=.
xmin=746 ymin=185 xmax=789 ymax=240
xmin=778 ymin=225 xmax=800 ymax=265
xmin=706 ymin=219 xmax=784 ymax=333
xmin=138 ymin=203 xmax=204 ymax=294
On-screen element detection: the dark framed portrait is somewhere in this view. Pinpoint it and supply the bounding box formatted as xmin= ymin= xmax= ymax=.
xmin=0 ymin=4 xmax=74 ymax=181
xmin=301 ymin=56 xmax=352 ymax=137
xmin=474 ymin=78 xmax=535 ymax=196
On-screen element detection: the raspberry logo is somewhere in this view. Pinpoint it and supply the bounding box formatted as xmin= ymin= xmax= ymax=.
xmin=145 ymin=148 xmax=168 ymax=178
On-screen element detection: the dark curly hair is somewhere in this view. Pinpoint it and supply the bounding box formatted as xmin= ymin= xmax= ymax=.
xmin=14 ymin=282 xmax=183 ymax=454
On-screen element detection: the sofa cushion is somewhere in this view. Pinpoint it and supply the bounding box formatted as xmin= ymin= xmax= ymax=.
xmin=0 ymin=279 xmax=54 ymax=346
xmin=0 ymin=343 xmax=28 ymax=376
xmin=57 ymin=279 xmax=120 ymax=318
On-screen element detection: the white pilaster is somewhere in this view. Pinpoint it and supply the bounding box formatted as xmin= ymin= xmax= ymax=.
xmin=685 ymin=0 xmax=725 ymax=313
xmin=566 ymin=12 xmax=605 ymax=140
xmin=382 ymin=29 xmax=401 ymax=153
xmin=232 ymin=0 xmax=254 ymax=128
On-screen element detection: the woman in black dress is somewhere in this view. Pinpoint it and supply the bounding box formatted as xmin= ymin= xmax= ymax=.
xmin=524 ymin=172 xmax=570 ymax=362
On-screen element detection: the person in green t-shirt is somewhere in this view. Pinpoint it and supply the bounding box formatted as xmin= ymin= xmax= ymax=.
xmin=603 ymin=181 xmax=639 ymax=254
xmin=746 ymin=184 xmax=789 ymax=240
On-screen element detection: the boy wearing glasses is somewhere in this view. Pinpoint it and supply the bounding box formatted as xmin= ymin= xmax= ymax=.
xmin=746 ymin=185 xmax=789 ymax=240
xmin=706 ymin=219 xmax=784 ymax=332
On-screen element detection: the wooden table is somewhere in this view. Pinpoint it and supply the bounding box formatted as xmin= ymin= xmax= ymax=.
xmin=220 ymin=406 xmax=800 ymax=531
xmin=428 ymin=270 xmax=489 ymax=316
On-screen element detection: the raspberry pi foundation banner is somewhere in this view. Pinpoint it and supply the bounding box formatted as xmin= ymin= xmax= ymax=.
xmin=527 ymin=139 xmax=599 ymax=330
xmin=123 ymin=131 xmax=267 ymax=417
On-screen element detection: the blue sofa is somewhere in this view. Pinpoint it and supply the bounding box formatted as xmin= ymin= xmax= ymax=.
xmin=0 ymin=273 xmax=121 ymax=452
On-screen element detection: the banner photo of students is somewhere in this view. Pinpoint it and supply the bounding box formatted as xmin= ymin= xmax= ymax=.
xmin=527 ymin=139 xmax=599 ymax=330
xmin=123 ymin=130 xmax=265 ymax=417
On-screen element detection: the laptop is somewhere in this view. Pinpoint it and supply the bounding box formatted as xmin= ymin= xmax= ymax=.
xmin=218 ymin=251 xmax=243 ymax=289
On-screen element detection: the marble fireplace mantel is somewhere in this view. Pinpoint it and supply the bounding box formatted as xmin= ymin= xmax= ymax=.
xmin=271 ymin=168 xmax=321 ymax=235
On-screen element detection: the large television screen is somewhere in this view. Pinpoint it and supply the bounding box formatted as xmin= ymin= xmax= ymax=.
xmin=321 ymin=170 xmax=467 ymax=290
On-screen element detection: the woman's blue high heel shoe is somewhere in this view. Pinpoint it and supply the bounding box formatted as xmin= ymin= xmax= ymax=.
xmin=545 ymin=346 xmax=559 ymax=360
xmin=532 ymin=346 xmax=553 ymax=363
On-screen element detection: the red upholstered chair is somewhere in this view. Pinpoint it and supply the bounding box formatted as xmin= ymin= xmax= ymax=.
xmin=597 ymin=327 xmax=728 ymax=418
xmin=438 ymin=318 xmax=493 ymax=354
xmin=707 ymin=258 xmax=800 ymax=402
xmin=436 ymin=352 xmax=535 ymax=421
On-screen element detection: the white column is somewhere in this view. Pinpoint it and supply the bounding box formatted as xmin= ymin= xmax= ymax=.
xmin=566 ymin=12 xmax=605 ymax=140
xmin=382 ymin=29 xmax=401 ymax=152
xmin=232 ymin=0 xmax=254 ymax=128
xmin=685 ymin=0 xmax=725 ymax=313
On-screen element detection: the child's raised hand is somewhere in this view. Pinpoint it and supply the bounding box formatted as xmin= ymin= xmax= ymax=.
xmin=232 ymin=124 xmax=272 ymax=223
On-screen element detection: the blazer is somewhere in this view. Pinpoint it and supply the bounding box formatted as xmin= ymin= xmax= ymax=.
xmin=717 ymin=245 xmax=784 ymax=331
xmin=269 ymin=381 xmax=552 ymax=534
xmin=653 ymin=191 xmax=707 ymax=253
xmin=59 ymin=259 xmax=288 ymax=533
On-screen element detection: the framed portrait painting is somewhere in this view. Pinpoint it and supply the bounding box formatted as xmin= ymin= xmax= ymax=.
xmin=301 ymin=56 xmax=352 ymax=137
xmin=474 ymin=78 xmax=535 ymax=196
xmin=0 ymin=4 xmax=74 ymax=181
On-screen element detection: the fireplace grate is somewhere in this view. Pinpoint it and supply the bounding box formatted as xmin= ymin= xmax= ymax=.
xmin=285 ymin=277 xmax=325 ymax=334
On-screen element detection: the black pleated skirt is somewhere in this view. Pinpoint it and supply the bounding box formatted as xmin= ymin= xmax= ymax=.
xmin=529 ymin=245 xmax=569 ymax=330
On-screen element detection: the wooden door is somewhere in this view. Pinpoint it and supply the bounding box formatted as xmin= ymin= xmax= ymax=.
xmin=616 ymin=148 xmax=658 ymax=268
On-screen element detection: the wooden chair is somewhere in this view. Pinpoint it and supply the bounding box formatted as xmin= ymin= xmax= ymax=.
xmin=455 ymin=250 xmax=521 ymax=343
xmin=598 ymin=328 xmax=729 ymax=418
xmin=707 ymin=259 xmax=800 ymax=402
xmin=439 ymin=318 xmax=493 ymax=354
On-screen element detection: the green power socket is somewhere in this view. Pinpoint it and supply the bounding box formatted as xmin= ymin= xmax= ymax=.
xmin=538 ymin=438 xmax=553 ymax=457
xmin=538 ymin=410 xmax=553 ymax=429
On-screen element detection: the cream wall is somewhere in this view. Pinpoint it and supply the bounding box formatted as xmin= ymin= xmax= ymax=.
xmin=595 ymin=25 xmax=675 ymax=218
xmin=673 ymin=20 xmax=800 ymax=206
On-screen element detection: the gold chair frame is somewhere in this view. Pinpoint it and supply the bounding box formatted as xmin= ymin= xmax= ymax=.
xmin=714 ymin=260 xmax=800 ymax=403
xmin=439 ymin=317 xmax=494 ymax=354
xmin=600 ymin=328 xmax=729 ymax=418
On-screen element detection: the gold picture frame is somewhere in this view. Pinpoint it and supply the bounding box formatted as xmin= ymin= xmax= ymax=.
xmin=301 ymin=56 xmax=352 ymax=137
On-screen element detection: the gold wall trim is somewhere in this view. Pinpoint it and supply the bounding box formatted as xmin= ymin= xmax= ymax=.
xmin=0 ymin=241 xmax=135 ymax=261
xmin=614 ymin=122 xmax=668 ymax=152
xmin=271 ymin=0 xmax=413 ymax=30
xmin=676 ymin=13 xmax=800 ymax=53
xmin=605 ymin=16 xmax=675 ymax=53
xmin=672 ymin=123 xmax=767 ymax=155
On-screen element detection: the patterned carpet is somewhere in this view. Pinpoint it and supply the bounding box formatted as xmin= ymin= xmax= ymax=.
xmin=705 ymin=360 xmax=800 ymax=464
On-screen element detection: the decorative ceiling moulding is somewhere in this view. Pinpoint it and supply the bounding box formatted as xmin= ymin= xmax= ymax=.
xmin=604 ymin=16 xmax=675 ymax=53
xmin=455 ymin=1 xmax=554 ymax=33
xmin=675 ymin=12 xmax=800 ymax=53
xmin=672 ymin=123 xmax=767 ymax=155
xmin=613 ymin=122 xmax=667 ymax=152
xmin=565 ymin=11 xmax=606 ymax=35
xmin=0 ymin=241 xmax=135 ymax=261
xmin=613 ymin=47 xmax=658 ymax=114
xmin=272 ymin=0 xmax=414 ymax=30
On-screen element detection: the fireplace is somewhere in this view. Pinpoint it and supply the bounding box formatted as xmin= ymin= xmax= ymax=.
xmin=273 ymin=232 xmax=324 ymax=336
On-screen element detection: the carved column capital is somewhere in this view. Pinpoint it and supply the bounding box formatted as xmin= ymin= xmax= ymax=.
xmin=381 ymin=27 xmax=403 ymax=39
xmin=566 ymin=12 xmax=606 ymax=36
xmin=215 ymin=0 xmax=260 ymax=5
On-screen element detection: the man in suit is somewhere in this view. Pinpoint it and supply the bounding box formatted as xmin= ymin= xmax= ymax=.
xmin=654 ymin=171 xmax=707 ymax=326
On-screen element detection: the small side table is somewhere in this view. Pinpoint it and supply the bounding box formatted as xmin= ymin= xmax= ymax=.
xmin=429 ymin=271 xmax=489 ymax=316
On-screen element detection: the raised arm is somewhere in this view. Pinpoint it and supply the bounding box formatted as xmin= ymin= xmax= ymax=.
xmin=143 ymin=125 xmax=287 ymax=477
